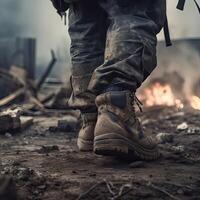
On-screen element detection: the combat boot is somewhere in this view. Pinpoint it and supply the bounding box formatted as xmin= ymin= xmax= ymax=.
xmin=77 ymin=113 xmax=97 ymax=151
xmin=94 ymin=91 xmax=160 ymax=160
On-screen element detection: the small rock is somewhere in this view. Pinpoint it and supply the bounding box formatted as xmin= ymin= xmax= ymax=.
xmin=129 ymin=161 xmax=145 ymax=168
xmin=38 ymin=145 xmax=59 ymax=154
xmin=16 ymin=168 xmax=33 ymax=181
xmin=142 ymin=119 xmax=154 ymax=125
xmin=49 ymin=117 xmax=79 ymax=133
xmin=187 ymin=127 xmax=200 ymax=135
xmin=156 ymin=133 xmax=174 ymax=144
xmin=177 ymin=122 xmax=188 ymax=131
xmin=12 ymin=161 xmax=21 ymax=166
xmin=177 ymin=189 xmax=184 ymax=195
xmin=5 ymin=133 xmax=13 ymax=139
xmin=171 ymin=145 xmax=185 ymax=153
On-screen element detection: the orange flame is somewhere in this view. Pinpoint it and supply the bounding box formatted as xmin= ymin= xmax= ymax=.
xmin=140 ymin=82 xmax=183 ymax=109
xmin=190 ymin=96 xmax=200 ymax=110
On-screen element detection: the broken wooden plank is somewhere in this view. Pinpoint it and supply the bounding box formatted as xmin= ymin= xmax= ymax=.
xmin=0 ymin=114 xmax=21 ymax=133
xmin=20 ymin=116 xmax=34 ymax=130
xmin=36 ymin=50 xmax=57 ymax=90
xmin=0 ymin=88 xmax=25 ymax=108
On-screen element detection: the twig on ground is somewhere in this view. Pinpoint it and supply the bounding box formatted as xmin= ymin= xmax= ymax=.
xmin=147 ymin=181 xmax=181 ymax=200
xmin=104 ymin=179 xmax=116 ymax=196
xmin=111 ymin=183 xmax=133 ymax=200
xmin=77 ymin=181 xmax=105 ymax=200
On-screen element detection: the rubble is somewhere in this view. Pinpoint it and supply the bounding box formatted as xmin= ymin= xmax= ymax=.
xmin=187 ymin=127 xmax=200 ymax=135
xmin=171 ymin=145 xmax=185 ymax=153
xmin=20 ymin=116 xmax=34 ymax=130
xmin=177 ymin=122 xmax=188 ymax=131
xmin=5 ymin=133 xmax=13 ymax=139
xmin=0 ymin=108 xmax=33 ymax=134
xmin=0 ymin=109 xmax=21 ymax=133
xmin=0 ymin=106 xmax=199 ymax=199
xmin=49 ymin=116 xmax=79 ymax=133
xmin=0 ymin=38 xmax=200 ymax=199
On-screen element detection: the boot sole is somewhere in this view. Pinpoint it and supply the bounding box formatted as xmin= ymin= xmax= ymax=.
xmin=94 ymin=133 xmax=160 ymax=161
xmin=77 ymin=138 xmax=93 ymax=152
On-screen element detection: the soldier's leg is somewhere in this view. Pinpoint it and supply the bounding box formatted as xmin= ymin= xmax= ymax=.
xmin=68 ymin=0 xmax=107 ymax=111
xmin=89 ymin=0 xmax=166 ymax=93
xmin=67 ymin=0 xmax=107 ymax=151
xmin=91 ymin=0 xmax=166 ymax=159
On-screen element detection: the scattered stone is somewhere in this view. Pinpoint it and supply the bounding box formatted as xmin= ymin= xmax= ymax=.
xmin=15 ymin=167 xmax=33 ymax=181
xmin=49 ymin=116 xmax=79 ymax=133
xmin=20 ymin=116 xmax=34 ymax=130
xmin=142 ymin=119 xmax=155 ymax=125
xmin=129 ymin=161 xmax=146 ymax=168
xmin=187 ymin=127 xmax=200 ymax=135
xmin=12 ymin=161 xmax=21 ymax=167
xmin=38 ymin=185 xmax=46 ymax=190
xmin=38 ymin=145 xmax=59 ymax=154
xmin=177 ymin=189 xmax=184 ymax=195
xmin=0 ymin=112 xmax=21 ymax=134
xmin=5 ymin=133 xmax=13 ymax=139
xmin=156 ymin=133 xmax=174 ymax=144
xmin=177 ymin=122 xmax=188 ymax=131
xmin=0 ymin=108 xmax=33 ymax=134
xmin=171 ymin=145 xmax=185 ymax=153
xmin=2 ymin=108 xmax=22 ymax=118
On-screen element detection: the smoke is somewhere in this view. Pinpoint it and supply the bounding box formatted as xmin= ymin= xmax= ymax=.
xmin=158 ymin=0 xmax=200 ymax=40
xmin=0 ymin=0 xmax=199 ymax=81
xmin=0 ymin=0 xmax=70 ymax=80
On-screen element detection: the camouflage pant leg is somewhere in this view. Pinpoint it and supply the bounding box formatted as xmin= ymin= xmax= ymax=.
xmin=88 ymin=0 xmax=166 ymax=94
xmin=68 ymin=0 xmax=107 ymax=111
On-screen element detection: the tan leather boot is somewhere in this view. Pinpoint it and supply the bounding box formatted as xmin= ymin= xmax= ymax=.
xmin=94 ymin=91 xmax=160 ymax=160
xmin=77 ymin=113 xmax=97 ymax=151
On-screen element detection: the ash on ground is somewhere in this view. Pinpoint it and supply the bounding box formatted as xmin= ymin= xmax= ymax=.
xmin=1 ymin=106 xmax=200 ymax=200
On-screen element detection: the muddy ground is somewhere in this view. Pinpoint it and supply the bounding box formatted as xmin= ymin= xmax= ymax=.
xmin=0 ymin=107 xmax=200 ymax=200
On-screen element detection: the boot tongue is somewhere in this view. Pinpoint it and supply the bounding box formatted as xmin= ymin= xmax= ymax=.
xmin=110 ymin=91 xmax=128 ymax=109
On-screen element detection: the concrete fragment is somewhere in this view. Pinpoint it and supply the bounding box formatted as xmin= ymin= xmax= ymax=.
xmin=20 ymin=116 xmax=34 ymax=130
xmin=171 ymin=145 xmax=185 ymax=153
xmin=177 ymin=122 xmax=188 ymax=131
xmin=5 ymin=133 xmax=13 ymax=139
xmin=49 ymin=116 xmax=79 ymax=133
xmin=0 ymin=112 xmax=21 ymax=133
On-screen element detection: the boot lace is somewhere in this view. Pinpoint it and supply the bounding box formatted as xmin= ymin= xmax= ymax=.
xmin=130 ymin=93 xmax=143 ymax=112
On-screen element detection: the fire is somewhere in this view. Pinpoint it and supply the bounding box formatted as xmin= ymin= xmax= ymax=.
xmin=140 ymin=82 xmax=184 ymax=109
xmin=190 ymin=96 xmax=200 ymax=110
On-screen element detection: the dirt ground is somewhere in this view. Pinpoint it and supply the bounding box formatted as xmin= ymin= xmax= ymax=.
xmin=0 ymin=107 xmax=200 ymax=200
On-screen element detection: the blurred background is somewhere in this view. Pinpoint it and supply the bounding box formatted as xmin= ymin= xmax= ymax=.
xmin=0 ymin=0 xmax=200 ymax=109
